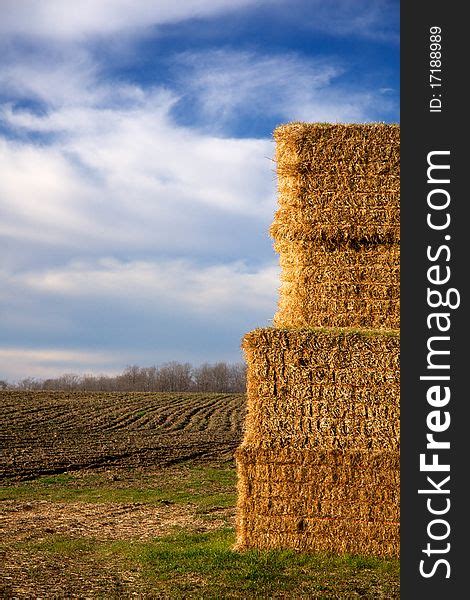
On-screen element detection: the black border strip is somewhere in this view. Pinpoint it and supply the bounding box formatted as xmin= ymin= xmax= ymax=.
xmin=401 ymin=2 xmax=466 ymax=596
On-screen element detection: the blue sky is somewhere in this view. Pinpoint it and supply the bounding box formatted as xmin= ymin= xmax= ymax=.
xmin=0 ymin=0 xmax=399 ymax=381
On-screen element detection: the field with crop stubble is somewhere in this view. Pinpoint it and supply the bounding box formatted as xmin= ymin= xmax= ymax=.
xmin=1 ymin=391 xmax=245 ymax=480
xmin=1 ymin=391 xmax=399 ymax=598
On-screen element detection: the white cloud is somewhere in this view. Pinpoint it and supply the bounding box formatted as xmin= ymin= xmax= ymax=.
xmin=0 ymin=138 xmax=95 ymax=234
xmin=10 ymin=258 xmax=279 ymax=319
xmin=254 ymin=0 xmax=398 ymax=43
xmin=0 ymin=1 xmax=397 ymax=43
xmin=0 ymin=84 xmax=275 ymax=259
xmin=176 ymin=50 xmax=338 ymax=117
xmin=0 ymin=47 xmax=102 ymax=108
xmin=175 ymin=49 xmax=396 ymax=125
xmin=0 ymin=256 xmax=279 ymax=380
xmin=0 ymin=347 xmax=119 ymax=380
xmin=301 ymin=0 xmax=399 ymax=42
xmin=0 ymin=0 xmax=269 ymax=39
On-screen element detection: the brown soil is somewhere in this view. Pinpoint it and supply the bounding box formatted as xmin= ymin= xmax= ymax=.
xmin=1 ymin=391 xmax=246 ymax=480
xmin=1 ymin=500 xmax=234 ymax=545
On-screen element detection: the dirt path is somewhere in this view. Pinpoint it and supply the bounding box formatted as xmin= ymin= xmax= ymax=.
xmin=1 ymin=500 xmax=235 ymax=544
xmin=1 ymin=499 xmax=235 ymax=598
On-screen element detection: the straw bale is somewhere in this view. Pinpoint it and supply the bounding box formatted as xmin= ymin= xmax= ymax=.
xmin=234 ymin=123 xmax=400 ymax=557
xmin=241 ymin=328 xmax=399 ymax=450
xmin=235 ymin=446 xmax=399 ymax=557
xmin=274 ymin=241 xmax=399 ymax=329
xmin=236 ymin=447 xmax=399 ymax=521
xmin=237 ymin=517 xmax=399 ymax=557
xmin=273 ymin=123 xmax=400 ymax=245
xmin=270 ymin=203 xmax=399 ymax=247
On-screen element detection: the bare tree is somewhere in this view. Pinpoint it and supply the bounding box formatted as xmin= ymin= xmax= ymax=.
xmin=16 ymin=377 xmax=41 ymax=390
xmin=193 ymin=363 xmax=214 ymax=392
xmin=228 ymin=362 xmax=247 ymax=393
xmin=155 ymin=362 xmax=193 ymax=392
xmin=6 ymin=360 xmax=247 ymax=393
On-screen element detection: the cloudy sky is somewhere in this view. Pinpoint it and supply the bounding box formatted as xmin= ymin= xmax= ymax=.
xmin=0 ymin=0 xmax=399 ymax=381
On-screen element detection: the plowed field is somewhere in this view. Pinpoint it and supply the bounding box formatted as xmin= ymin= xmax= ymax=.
xmin=0 ymin=391 xmax=400 ymax=598
xmin=1 ymin=391 xmax=246 ymax=480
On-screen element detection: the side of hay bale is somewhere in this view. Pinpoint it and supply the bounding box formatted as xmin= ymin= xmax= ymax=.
xmin=273 ymin=242 xmax=400 ymax=329
xmin=273 ymin=123 xmax=400 ymax=245
xmin=242 ymin=328 xmax=399 ymax=450
xmin=271 ymin=122 xmax=400 ymax=329
xmin=235 ymin=446 xmax=399 ymax=557
xmin=236 ymin=328 xmax=400 ymax=557
xmin=235 ymin=122 xmax=400 ymax=558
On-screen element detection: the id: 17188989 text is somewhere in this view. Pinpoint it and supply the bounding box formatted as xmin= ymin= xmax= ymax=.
xmin=429 ymin=26 xmax=443 ymax=113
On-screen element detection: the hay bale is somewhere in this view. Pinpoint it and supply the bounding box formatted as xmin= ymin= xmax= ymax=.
xmin=235 ymin=446 xmax=399 ymax=557
xmin=271 ymin=123 xmax=400 ymax=329
xmin=242 ymin=328 xmax=399 ymax=450
xmin=274 ymin=242 xmax=400 ymax=329
xmin=237 ymin=516 xmax=400 ymax=557
xmin=273 ymin=123 xmax=400 ymax=245
xmin=236 ymin=447 xmax=399 ymax=520
xmin=234 ymin=123 xmax=400 ymax=558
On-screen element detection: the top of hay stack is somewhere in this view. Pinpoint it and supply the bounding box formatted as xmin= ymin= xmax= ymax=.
xmin=271 ymin=122 xmax=400 ymax=245
xmin=273 ymin=122 xmax=399 ymax=166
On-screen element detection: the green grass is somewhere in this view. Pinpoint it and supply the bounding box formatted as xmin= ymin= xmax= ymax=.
xmin=2 ymin=465 xmax=399 ymax=597
xmin=14 ymin=529 xmax=399 ymax=598
xmin=0 ymin=466 xmax=237 ymax=508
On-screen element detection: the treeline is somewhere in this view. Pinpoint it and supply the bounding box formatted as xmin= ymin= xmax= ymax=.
xmin=6 ymin=362 xmax=247 ymax=393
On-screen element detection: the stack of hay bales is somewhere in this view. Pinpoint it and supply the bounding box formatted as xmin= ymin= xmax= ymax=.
xmin=235 ymin=123 xmax=400 ymax=557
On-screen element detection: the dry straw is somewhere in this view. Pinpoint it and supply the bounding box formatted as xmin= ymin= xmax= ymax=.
xmin=272 ymin=123 xmax=400 ymax=245
xmin=236 ymin=328 xmax=400 ymax=557
xmin=235 ymin=122 xmax=400 ymax=558
xmin=271 ymin=123 xmax=400 ymax=329
xmin=242 ymin=328 xmax=399 ymax=450
xmin=274 ymin=242 xmax=399 ymax=329
xmin=235 ymin=447 xmax=399 ymax=557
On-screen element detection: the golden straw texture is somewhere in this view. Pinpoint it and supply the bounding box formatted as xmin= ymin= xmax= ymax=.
xmin=235 ymin=447 xmax=399 ymax=557
xmin=274 ymin=242 xmax=399 ymax=329
xmin=271 ymin=123 xmax=400 ymax=329
xmin=272 ymin=123 xmax=400 ymax=245
xmin=235 ymin=122 xmax=400 ymax=557
xmin=242 ymin=328 xmax=399 ymax=450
